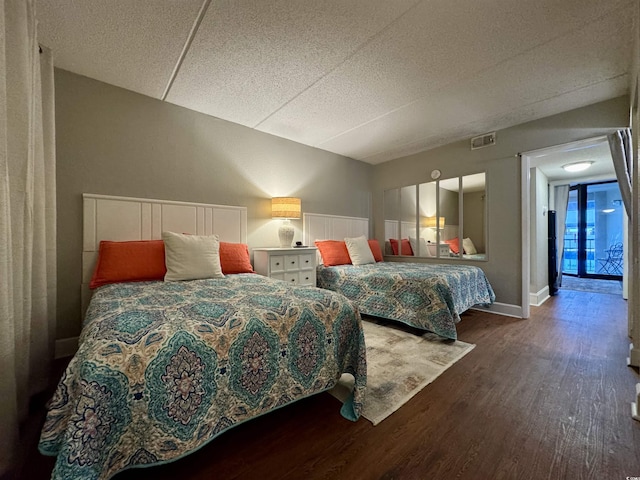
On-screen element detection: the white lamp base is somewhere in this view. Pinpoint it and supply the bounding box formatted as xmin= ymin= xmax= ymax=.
xmin=278 ymin=220 xmax=295 ymax=248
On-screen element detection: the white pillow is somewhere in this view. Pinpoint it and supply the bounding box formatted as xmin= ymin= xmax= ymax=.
xmin=162 ymin=231 xmax=224 ymax=281
xmin=462 ymin=237 xmax=477 ymax=255
xmin=408 ymin=237 xmax=418 ymax=255
xmin=409 ymin=236 xmax=431 ymax=257
xmin=344 ymin=235 xmax=376 ymax=265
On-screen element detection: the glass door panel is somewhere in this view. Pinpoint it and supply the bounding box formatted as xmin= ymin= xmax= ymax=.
xmin=562 ymin=189 xmax=578 ymax=275
xmin=589 ymin=182 xmax=623 ymax=276
xmin=562 ymin=181 xmax=623 ymax=279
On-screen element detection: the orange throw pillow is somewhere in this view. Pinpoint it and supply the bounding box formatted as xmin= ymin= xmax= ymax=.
xmin=389 ymin=238 xmax=413 ymax=256
xmin=90 ymin=240 xmax=166 ymax=289
xmin=315 ymin=240 xmax=352 ymax=266
xmin=219 ymin=242 xmax=254 ymax=274
xmin=368 ymin=239 xmax=384 ymax=262
xmin=444 ymin=238 xmax=460 ymax=254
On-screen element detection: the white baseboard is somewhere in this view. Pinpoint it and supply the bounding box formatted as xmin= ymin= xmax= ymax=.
xmin=55 ymin=337 xmax=79 ymax=359
xmin=529 ymin=286 xmax=550 ymax=307
xmin=629 ymin=342 xmax=640 ymax=368
xmin=471 ymin=302 xmax=523 ymax=318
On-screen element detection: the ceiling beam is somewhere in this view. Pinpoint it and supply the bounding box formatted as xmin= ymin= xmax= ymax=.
xmin=161 ymin=0 xmax=212 ymax=101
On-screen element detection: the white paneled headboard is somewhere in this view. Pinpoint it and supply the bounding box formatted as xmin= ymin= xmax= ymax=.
xmin=82 ymin=193 xmax=247 ymax=312
xmin=303 ymin=212 xmax=369 ymax=245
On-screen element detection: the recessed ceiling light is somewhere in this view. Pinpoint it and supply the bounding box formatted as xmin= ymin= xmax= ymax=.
xmin=562 ymin=161 xmax=593 ymax=172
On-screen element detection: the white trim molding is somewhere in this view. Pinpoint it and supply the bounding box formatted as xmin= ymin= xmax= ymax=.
xmin=633 ymin=383 xmax=640 ymax=421
xmin=629 ymin=342 xmax=640 ymax=367
xmin=471 ymin=302 xmax=523 ymax=319
xmin=529 ymin=286 xmax=550 ymax=307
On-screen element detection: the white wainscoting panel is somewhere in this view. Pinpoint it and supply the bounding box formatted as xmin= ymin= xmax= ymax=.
xmin=97 ymin=198 xmax=143 ymax=243
xmin=401 ymin=221 xmax=416 ymax=239
xmin=384 ymin=220 xmax=399 ymax=242
xmin=303 ymin=213 xmax=369 ymax=245
xmin=213 ymin=208 xmax=245 ymax=242
xmin=160 ymin=204 xmax=198 ymax=235
xmin=442 ymin=225 xmax=458 ymax=241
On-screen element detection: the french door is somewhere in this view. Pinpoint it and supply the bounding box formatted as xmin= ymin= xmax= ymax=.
xmin=562 ymin=180 xmax=623 ymax=279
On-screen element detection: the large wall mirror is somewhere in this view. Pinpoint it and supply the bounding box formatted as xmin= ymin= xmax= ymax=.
xmin=383 ymin=172 xmax=486 ymax=260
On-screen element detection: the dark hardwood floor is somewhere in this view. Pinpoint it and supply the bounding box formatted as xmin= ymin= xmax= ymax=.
xmin=22 ymin=289 xmax=640 ymax=479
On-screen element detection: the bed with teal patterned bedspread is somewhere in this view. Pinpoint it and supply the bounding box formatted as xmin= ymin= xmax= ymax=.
xmin=316 ymin=262 xmax=495 ymax=340
xmin=39 ymin=274 xmax=366 ymax=480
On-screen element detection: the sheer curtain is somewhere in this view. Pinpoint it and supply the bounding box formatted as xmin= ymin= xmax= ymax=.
xmin=554 ymin=185 xmax=570 ymax=288
xmin=0 ymin=0 xmax=57 ymax=475
xmin=608 ymin=129 xmax=632 ymax=219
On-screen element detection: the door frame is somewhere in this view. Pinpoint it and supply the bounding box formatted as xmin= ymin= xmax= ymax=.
xmin=521 ymin=136 xmax=623 ymax=311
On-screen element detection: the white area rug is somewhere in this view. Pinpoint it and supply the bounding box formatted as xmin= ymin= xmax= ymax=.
xmin=330 ymin=318 xmax=475 ymax=425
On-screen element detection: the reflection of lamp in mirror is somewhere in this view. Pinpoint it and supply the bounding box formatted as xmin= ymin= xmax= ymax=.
xmin=422 ymin=216 xmax=445 ymax=229
xmin=272 ymin=197 xmax=301 ymax=247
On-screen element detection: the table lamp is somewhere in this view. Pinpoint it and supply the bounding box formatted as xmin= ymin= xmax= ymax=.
xmin=272 ymin=197 xmax=301 ymax=247
xmin=422 ymin=216 xmax=445 ymax=229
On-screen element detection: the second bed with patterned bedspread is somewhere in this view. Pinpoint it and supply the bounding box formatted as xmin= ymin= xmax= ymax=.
xmin=316 ymin=262 xmax=495 ymax=339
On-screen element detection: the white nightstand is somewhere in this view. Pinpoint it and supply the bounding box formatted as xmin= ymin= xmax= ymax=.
xmin=426 ymin=243 xmax=451 ymax=257
xmin=253 ymin=247 xmax=318 ymax=286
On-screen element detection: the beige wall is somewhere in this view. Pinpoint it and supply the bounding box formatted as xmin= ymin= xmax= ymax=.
xmin=530 ymin=167 xmax=549 ymax=295
xmin=55 ymin=69 xmax=372 ymax=339
xmin=463 ymin=190 xmax=485 ymax=253
xmin=373 ymin=96 xmax=629 ymax=309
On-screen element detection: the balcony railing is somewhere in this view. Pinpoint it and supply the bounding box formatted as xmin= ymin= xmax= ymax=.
xmin=562 ymin=236 xmax=595 ymax=274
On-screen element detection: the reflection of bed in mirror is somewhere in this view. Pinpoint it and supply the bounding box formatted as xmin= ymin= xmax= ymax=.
xmin=384 ymin=172 xmax=487 ymax=260
xmin=382 ymin=227 xmax=486 ymax=260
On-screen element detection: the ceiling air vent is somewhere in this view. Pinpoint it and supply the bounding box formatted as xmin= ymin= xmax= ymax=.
xmin=470 ymin=132 xmax=496 ymax=150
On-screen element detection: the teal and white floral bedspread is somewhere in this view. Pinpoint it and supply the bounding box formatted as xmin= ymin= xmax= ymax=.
xmin=317 ymin=262 xmax=495 ymax=340
xmin=39 ymin=274 xmax=366 ymax=480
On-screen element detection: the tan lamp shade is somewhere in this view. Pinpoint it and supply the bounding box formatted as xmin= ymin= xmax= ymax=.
xmin=272 ymin=197 xmax=301 ymax=219
xmin=422 ymin=216 xmax=445 ymax=229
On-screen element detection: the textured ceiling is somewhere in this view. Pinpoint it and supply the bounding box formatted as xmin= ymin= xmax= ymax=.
xmin=529 ymin=137 xmax=615 ymax=182
xmin=36 ymin=0 xmax=633 ymax=165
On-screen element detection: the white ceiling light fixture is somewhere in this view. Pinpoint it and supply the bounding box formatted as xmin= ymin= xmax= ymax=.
xmin=602 ymin=208 xmax=615 ymax=213
xmin=562 ymin=161 xmax=594 ymax=172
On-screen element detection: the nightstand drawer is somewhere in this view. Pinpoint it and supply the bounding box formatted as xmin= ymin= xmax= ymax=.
xmin=270 ymin=255 xmax=285 ymax=273
xmin=283 ymin=272 xmax=299 ymax=284
xmin=298 ymin=270 xmax=315 ymax=286
xmin=299 ymin=254 xmax=314 ymax=270
xmin=284 ymin=255 xmax=299 ymax=271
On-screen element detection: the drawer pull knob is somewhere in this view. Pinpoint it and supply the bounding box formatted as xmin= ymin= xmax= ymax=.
xmin=291 ymin=261 xmax=295 ymax=264
xmin=305 ymin=277 xmax=309 ymax=280
xmin=276 ymin=262 xmax=280 ymax=265
xmin=291 ymin=279 xmax=295 ymax=282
